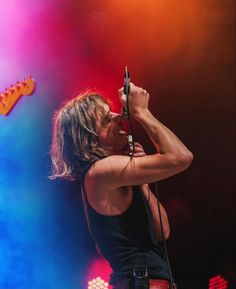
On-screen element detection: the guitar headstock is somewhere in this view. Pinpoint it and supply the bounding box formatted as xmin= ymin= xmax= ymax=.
xmin=0 ymin=76 xmax=35 ymax=116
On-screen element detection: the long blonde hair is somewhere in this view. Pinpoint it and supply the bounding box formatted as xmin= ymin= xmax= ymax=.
xmin=49 ymin=92 xmax=111 ymax=180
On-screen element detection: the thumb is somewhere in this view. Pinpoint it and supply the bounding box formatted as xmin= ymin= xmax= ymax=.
xmin=120 ymin=93 xmax=127 ymax=110
xmin=118 ymin=87 xmax=124 ymax=97
xmin=118 ymin=88 xmax=127 ymax=109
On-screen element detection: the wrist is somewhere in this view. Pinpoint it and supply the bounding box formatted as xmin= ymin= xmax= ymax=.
xmin=133 ymin=108 xmax=152 ymax=122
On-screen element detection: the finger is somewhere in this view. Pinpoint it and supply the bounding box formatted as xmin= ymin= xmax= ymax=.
xmin=130 ymin=82 xmax=141 ymax=89
xmin=134 ymin=142 xmax=143 ymax=148
xmin=133 ymin=152 xmax=146 ymax=157
xmin=134 ymin=147 xmax=144 ymax=153
xmin=134 ymin=143 xmax=145 ymax=153
xmin=118 ymin=87 xmax=124 ymax=96
xmin=120 ymin=96 xmax=127 ymax=110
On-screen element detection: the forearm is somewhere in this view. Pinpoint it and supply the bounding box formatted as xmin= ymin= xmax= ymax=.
xmin=135 ymin=109 xmax=193 ymax=160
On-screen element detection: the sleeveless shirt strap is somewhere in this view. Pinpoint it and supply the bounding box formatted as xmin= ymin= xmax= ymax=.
xmin=80 ymin=160 xmax=104 ymax=256
xmin=80 ymin=160 xmax=97 ymax=201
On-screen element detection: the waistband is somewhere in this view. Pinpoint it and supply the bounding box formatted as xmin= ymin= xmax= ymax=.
xmin=113 ymin=278 xmax=177 ymax=289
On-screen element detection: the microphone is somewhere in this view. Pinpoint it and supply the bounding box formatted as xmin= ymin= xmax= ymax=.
xmin=121 ymin=66 xmax=130 ymax=119
xmin=121 ymin=66 xmax=134 ymax=155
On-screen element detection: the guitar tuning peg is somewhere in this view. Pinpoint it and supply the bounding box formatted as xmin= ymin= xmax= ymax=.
xmin=16 ymin=81 xmax=21 ymax=89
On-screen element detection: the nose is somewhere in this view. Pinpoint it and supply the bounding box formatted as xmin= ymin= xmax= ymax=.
xmin=110 ymin=112 xmax=121 ymax=124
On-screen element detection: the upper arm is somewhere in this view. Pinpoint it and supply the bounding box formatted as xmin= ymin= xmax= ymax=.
xmin=89 ymin=153 xmax=192 ymax=189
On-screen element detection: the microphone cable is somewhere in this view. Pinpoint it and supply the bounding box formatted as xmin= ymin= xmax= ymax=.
xmin=122 ymin=67 xmax=175 ymax=289
xmin=154 ymin=182 xmax=175 ymax=289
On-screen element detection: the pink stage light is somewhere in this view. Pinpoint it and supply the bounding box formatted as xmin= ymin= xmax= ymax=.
xmin=85 ymin=257 xmax=112 ymax=289
xmin=208 ymin=275 xmax=228 ymax=289
xmin=87 ymin=277 xmax=109 ymax=289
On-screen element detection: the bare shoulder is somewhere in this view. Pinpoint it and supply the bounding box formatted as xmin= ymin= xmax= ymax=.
xmin=83 ymin=159 xmax=134 ymax=215
xmin=85 ymin=156 xmax=125 ymax=191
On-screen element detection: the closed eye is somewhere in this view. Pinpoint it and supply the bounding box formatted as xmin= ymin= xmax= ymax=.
xmin=102 ymin=111 xmax=111 ymax=126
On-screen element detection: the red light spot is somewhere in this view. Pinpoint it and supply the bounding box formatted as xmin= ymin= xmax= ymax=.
xmin=208 ymin=275 xmax=228 ymax=289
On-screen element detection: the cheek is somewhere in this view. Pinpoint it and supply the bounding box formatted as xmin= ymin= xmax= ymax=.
xmin=98 ymin=130 xmax=107 ymax=145
xmin=98 ymin=125 xmax=112 ymax=145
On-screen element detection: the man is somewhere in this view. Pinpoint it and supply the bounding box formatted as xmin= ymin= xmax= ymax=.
xmin=50 ymin=83 xmax=193 ymax=288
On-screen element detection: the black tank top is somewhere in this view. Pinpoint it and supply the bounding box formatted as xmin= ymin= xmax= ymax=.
xmin=81 ymin=162 xmax=170 ymax=285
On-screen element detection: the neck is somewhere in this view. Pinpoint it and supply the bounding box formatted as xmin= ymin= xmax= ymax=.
xmin=103 ymin=146 xmax=124 ymax=156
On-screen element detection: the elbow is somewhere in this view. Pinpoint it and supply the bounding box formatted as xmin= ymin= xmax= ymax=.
xmin=156 ymin=227 xmax=170 ymax=241
xmin=163 ymin=229 xmax=170 ymax=241
xmin=156 ymin=230 xmax=170 ymax=242
xmin=176 ymin=151 xmax=194 ymax=171
xmin=182 ymin=151 xmax=194 ymax=166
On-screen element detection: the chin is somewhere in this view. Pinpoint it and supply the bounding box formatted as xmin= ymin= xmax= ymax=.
xmin=116 ymin=140 xmax=128 ymax=152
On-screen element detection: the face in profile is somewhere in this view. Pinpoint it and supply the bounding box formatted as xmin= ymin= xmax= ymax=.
xmin=97 ymin=104 xmax=128 ymax=154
